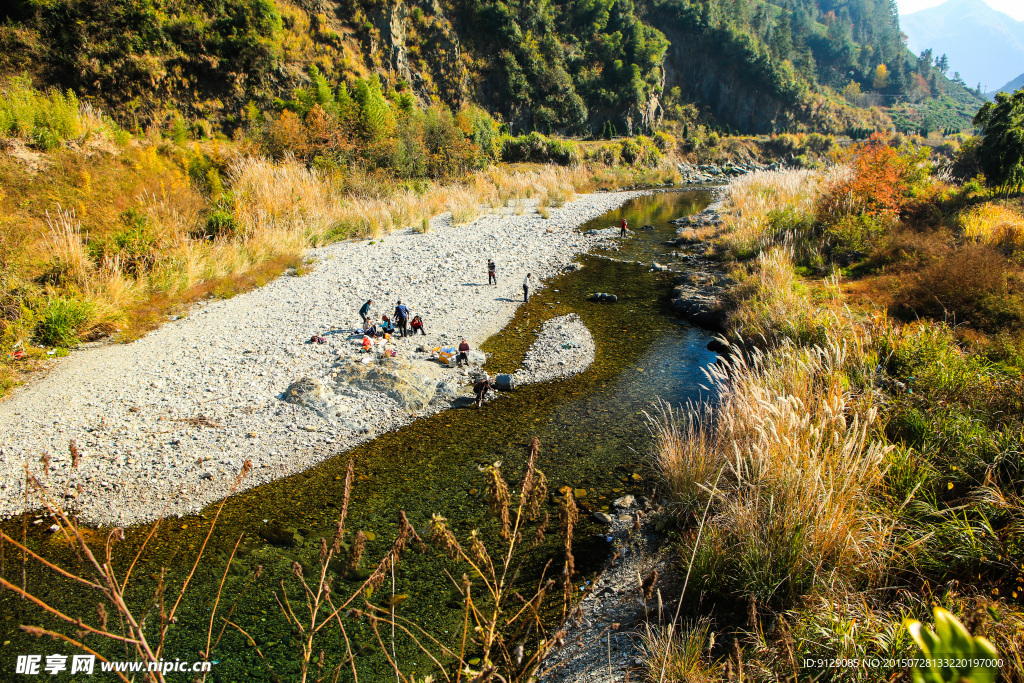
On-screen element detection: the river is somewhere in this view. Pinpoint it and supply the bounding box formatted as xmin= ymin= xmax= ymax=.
xmin=1 ymin=188 xmax=720 ymax=682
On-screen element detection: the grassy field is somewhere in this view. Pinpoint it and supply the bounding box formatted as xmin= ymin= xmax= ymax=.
xmin=647 ymin=138 xmax=1024 ymax=681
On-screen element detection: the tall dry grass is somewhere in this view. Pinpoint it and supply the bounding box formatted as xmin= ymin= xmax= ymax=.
xmin=717 ymin=168 xmax=848 ymax=258
xmin=726 ymin=244 xmax=845 ymax=346
xmin=654 ymin=336 xmax=892 ymax=605
xmin=961 ymin=203 xmax=1024 ymax=252
xmin=229 ymin=157 xmax=597 ymax=245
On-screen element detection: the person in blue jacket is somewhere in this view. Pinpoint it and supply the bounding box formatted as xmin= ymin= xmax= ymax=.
xmin=394 ymin=300 xmax=410 ymax=337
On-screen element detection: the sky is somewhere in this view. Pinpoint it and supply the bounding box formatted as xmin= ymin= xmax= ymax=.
xmin=898 ymin=0 xmax=1024 ymax=20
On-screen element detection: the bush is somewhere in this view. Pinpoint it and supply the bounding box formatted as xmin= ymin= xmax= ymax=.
xmin=111 ymin=209 xmax=157 ymax=276
xmin=894 ymin=245 xmax=1024 ymax=332
xmin=35 ymin=297 xmax=93 ymax=348
xmin=498 ymin=132 xmax=580 ymax=165
xmin=653 ymin=130 xmax=676 ymax=154
xmin=195 ymin=209 xmax=240 ymax=241
xmin=620 ymin=137 xmax=641 ymax=164
xmin=0 ymin=76 xmax=82 ymax=147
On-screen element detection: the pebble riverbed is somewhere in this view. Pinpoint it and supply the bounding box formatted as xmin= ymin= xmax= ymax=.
xmin=0 ymin=191 xmax=646 ymax=525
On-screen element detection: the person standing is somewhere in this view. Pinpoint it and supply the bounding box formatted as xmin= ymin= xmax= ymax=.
xmin=620 ymin=217 xmax=628 ymax=237
xmin=394 ymin=300 xmax=410 ymax=337
xmin=457 ymin=338 xmax=471 ymax=367
xmin=487 ymin=259 xmax=497 ymax=285
xmin=358 ymin=299 xmax=374 ymax=327
xmin=523 ymin=273 xmax=532 ymax=302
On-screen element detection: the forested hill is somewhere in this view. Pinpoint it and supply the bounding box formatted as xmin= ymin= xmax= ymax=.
xmin=0 ymin=0 xmax=985 ymax=134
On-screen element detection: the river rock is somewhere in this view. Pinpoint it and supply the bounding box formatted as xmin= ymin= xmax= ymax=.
xmin=592 ymin=511 xmax=614 ymax=525
xmin=259 ymin=522 xmax=302 ymax=548
xmin=640 ymin=224 xmax=655 ymax=231
xmin=584 ymin=227 xmax=622 ymax=238
xmin=494 ymin=374 xmax=515 ymax=391
xmin=706 ymin=338 xmax=730 ymax=354
xmin=332 ymin=358 xmax=441 ymax=411
xmin=612 ymin=494 xmax=635 ymax=509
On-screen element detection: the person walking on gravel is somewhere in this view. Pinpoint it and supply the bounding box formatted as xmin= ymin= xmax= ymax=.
xmin=523 ymin=273 xmax=532 ymax=302
xmin=394 ymin=300 xmax=410 ymax=337
xmin=487 ymin=259 xmax=497 ymax=285
xmin=620 ymin=218 xmax=628 ymax=238
xmin=359 ymin=299 xmax=374 ymax=327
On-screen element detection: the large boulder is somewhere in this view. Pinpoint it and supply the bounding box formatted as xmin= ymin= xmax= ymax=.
xmin=283 ymin=377 xmax=338 ymax=420
xmin=494 ymin=374 xmax=515 ymax=391
xmin=333 ymin=358 xmax=440 ymax=411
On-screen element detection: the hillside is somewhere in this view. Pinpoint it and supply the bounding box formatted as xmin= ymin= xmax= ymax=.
xmin=901 ymin=0 xmax=1024 ymax=92
xmin=990 ymin=73 xmax=1024 ymax=98
xmin=0 ymin=0 xmax=985 ymax=135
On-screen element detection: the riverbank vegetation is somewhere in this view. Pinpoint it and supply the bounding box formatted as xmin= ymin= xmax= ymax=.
xmin=0 ymin=77 xmax=685 ymax=396
xmin=649 ymin=133 xmax=1024 ymax=679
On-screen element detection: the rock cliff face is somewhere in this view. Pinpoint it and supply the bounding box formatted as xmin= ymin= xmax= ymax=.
xmin=372 ymin=0 xmax=467 ymax=106
xmin=661 ymin=27 xmax=796 ymax=133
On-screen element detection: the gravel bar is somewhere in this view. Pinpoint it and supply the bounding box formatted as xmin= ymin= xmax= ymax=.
xmin=0 ymin=191 xmax=647 ymax=525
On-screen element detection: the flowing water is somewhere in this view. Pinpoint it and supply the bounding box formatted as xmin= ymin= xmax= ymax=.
xmin=1 ymin=189 xmax=720 ymax=682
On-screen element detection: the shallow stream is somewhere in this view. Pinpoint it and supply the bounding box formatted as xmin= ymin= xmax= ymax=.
xmin=1 ymin=189 xmax=720 ymax=681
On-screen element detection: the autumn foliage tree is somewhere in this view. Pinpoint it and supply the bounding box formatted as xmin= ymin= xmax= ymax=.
xmin=820 ymin=133 xmax=923 ymax=220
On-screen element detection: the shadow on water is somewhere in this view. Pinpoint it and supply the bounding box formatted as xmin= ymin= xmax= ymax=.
xmin=1 ymin=189 xmax=720 ymax=681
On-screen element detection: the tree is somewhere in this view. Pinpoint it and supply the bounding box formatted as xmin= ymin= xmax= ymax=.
xmin=935 ymin=52 xmax=949 ymax=74
xmin=872 ymin=63 xmax=889 ymax=89
xmin=973 ymin=90 xmax=1024 ymax=198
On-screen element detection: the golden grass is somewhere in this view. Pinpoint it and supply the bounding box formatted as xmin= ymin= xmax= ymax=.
xmin=961 ymin=203 xmax=1024 ymax=251
xmin=655 ymin=331 xmax=892 ymax=603
xmin=717 ymin=167 xmax=848 ymax=257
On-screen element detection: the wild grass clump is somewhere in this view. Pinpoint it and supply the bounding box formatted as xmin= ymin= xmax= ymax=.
xmin=716 ymin=169 xmax=834 ymax=259
xmin=656 ymin=338 xmax=892 ymax=608
xmin=961 ymin=203 xmax=1024 ymax=252
xmin=726 ymin=245 xmax=840 ymax=346
xmin=34 ymin=296 xmax=93 ymax=347
xmin=640 ymin=619 xmax=722 ymax=683
xmin=0 ymin=76 xmax=120 ymax=149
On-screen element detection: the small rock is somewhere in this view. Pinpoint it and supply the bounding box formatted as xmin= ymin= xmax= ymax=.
xmin=593 ymin=511 xmax=614 ymax=525
xmin=612 ymin=494 xmax=635 ymax=509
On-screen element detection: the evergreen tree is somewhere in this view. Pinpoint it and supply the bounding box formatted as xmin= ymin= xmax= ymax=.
xmin=974 ymin=91 xmax=1024 ymax=197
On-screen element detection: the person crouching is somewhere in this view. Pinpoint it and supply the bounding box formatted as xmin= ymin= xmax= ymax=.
xmin=474 ymin=373 xmax=493 ymax=408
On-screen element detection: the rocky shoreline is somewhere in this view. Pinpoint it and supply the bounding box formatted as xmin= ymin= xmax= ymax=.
xmin=0 ymin=191 xmax=644 ymax=526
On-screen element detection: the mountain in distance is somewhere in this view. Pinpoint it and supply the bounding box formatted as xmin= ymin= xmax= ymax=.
xmin=988 ymin=73 xmax=1024 ymax=98
xmin=901 ymin=0 xmax=1024 ymax=92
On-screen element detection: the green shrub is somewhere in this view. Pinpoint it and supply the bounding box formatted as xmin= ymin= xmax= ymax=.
xmin=195 ymin=208 xmax=240 ymax=241
xmin=111 ymin=209 xmax=157 ymax=276
xmin=620 ymin=137 xmax=641 ymax=164
xmin=0 ymin=76 xmax=82 ymax=147
xmin=35 ymin=297 xmax=93 ymax=348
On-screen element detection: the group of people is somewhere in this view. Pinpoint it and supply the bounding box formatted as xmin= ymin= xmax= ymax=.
xmin=358 ymin=299 xmax=425 ymax=341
